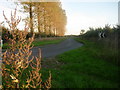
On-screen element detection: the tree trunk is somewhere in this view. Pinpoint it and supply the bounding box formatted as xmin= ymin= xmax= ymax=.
xmin=29 ymin=4 xmax=34 ymax=35
xmin=37 ymin=6 xmax=41 ymax=34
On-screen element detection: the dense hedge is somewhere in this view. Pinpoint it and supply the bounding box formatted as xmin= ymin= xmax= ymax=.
xmin=81 ymin=25 xmax=120 ymax=41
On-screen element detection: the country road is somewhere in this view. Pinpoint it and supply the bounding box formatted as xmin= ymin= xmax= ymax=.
xmin=2 ymin=38 xmax=83 ymax=58
xmin=31 ymin=38 xmax=83 ymax=58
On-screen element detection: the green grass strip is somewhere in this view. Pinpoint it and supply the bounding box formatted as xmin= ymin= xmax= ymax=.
xmin=2 ymin=38 xmax=66 ymax=49
xmin=43 ymin=38 xmax=119 ymax=88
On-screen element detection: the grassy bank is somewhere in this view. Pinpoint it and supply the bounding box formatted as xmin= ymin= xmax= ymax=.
xmin=3 ymin=37 xmax=119 ymax=88
xmin=32 ymin=37 xmax=66 ymax=47
xmin=41 ymin=38 xmax=119 ymax=88
xmin=2 ymin=37 xmax=66 ymax=49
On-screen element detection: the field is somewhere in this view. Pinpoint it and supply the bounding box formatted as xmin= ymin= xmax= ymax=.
xmin=41 ymin=38 xmax=119 ymax=88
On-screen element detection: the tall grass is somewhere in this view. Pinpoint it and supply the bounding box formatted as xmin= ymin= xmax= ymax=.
xmin=80 ymin=25 xmax=119 ymax=66
xmin=39 ymin=25 xmax=120 ymax=88
xmin=42 ymin=39 xmax=119 ymax=88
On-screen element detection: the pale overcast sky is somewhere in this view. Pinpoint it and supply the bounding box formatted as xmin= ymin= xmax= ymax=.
xmin=0 ymin=0 xmax=119 ymax=35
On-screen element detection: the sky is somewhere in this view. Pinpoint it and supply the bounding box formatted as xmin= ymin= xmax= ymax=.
xmin=61 ymin=0 xmax=118 ymax=35
xmin=0 ymin=0 xmax=27 ymax=30
xmin=0 ymin=0 xmax=119 ymax=35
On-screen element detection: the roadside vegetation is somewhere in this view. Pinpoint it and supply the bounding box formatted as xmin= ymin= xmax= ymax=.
xmin=2 ymin=37 xmax=66 ymax=49
xmin=1 ymin=0 xmax=119 ymax=88
xmin=1 ymin=1 xmax=67 ymax=38
xmin=32 ymin=38 xmax=66 ymax=47
xmin=1 ymin=24 xmax=67 ymax=49
xmin=1 ymin=1 xmax=67 ymax=88
xmin=1 ymin=1 xmax=67 ymax=49
xmin=80 ymin=25 xmax=119 ymax=66
xmin=2 ymin=9 xmax=51 ymax=88
xmin=41 ymin=25 xmax=119 ymax=88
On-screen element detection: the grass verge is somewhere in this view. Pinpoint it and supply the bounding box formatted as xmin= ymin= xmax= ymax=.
xmin=2 ymin=37 xmax=66 ymax=49
xmin=32 ymin=38 xmax=65 ymax=47
xmin=41 ymin=38 xmax=119 ymax=88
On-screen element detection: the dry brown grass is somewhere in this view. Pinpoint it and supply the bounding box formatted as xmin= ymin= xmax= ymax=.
xmin=2 ymin=9 xmax=51 ymax=89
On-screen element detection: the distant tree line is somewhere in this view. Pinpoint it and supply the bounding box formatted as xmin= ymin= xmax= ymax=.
xmin=17 ymin=1 xmax=67 ymax=37
xmin=1 ymin=1 xmax=67 ymax=43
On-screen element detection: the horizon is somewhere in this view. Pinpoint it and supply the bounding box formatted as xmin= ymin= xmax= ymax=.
xmin=61 ymin=1 xmax=118 ymax=35
xmin=0 ymin=0 xmax=119 ymax=35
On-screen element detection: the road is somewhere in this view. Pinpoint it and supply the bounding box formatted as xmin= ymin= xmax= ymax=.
xmin=31 ymin=38 xmax=83 ymax=58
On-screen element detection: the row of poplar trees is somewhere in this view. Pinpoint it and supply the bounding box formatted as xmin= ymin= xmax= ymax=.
xmin=17 ymin=0 xmax=67 ymax=37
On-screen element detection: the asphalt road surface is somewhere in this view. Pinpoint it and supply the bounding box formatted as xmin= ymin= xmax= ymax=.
xmin=31 ymin=38 xmax=83 ymax=58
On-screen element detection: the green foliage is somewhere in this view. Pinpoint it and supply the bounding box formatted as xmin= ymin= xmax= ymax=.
xmin=3 ymin=38 xmax=65 ymax=49
xmin=32 ymin=38 xmax=65 ymax=47
xmin=80 ymin=25 xmax=120 ymax=65
xmin=41 ymin=39 xmax=119 ymax=88
xmin=81 ymin=25 xmax=120 ymax=40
